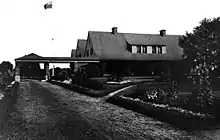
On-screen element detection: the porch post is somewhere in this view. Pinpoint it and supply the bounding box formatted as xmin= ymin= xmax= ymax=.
xmin=128 ymin=61 xmax=131 ymax=76
xmin=15 ymin=62 xmax=21 ymax=82
xmin=44 ymin=63 xmax=50 ymax=80
xmin=74 ymin=62 xmax=78 ymax=73
xmin=167 ymin=61 xmax=171 ymax=77
xmin=99 ymin=61 xmax=105 ymax=77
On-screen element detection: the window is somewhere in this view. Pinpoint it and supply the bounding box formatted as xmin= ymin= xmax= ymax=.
xmin=152 ymin=46 xmax=157 ymax=54
xmin=158 ymin=46 xmax=162 ymax=54
xmin=90 ymin=48 xmax=93 ymax=55
xmin=142 ymin=46 xmax=147 ymax=53
xmin=137 ymin=46 xmax=141 ymax=53
xmin=78 ymin=54 xmax=81 ymax=57
xmin=147 ymin=46 xmax=152 ymax=54
xmin=132 ymin=45 xmax=137 ymax=53
xmin=162 ymin=46 xmax=167 ymax=54
xmin=130 ymin=45 xmax=166 ymax=54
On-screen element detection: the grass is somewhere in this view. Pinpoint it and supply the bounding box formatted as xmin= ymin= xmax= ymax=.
xmin=107 ymin=95 xmax=219 ymax=131
xmin=49 ymin=78 xmax=220 ymax=131
xmin=103 ymin=81 xmax=220 ymax=130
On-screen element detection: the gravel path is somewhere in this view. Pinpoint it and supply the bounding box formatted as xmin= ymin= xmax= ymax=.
xmin=0 ymin=80 xmax=208 ymax=139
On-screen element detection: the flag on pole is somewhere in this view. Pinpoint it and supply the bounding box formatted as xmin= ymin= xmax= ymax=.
xmin=44 ymin=1 xmax=52 ymax=9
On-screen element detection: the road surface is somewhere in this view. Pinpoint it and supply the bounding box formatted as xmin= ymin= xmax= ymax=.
xmin=0 ymin=80 xmax=210 ymax=139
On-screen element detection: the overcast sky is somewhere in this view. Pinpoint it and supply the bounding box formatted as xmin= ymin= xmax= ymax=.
xmin=0 ymin=0 xmax=220 ymax=68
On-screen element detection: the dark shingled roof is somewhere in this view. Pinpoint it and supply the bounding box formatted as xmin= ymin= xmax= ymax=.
xmin=88 ymin=31 xmax=183 ymax=60
xmin=76 ymin=39 xmax=87 ymax=57
xmin=15 ymin=53 xmax=43 ymax=60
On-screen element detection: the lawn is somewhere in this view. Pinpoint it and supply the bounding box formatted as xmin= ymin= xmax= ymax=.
xmin=49 ymin=78 xmax=220 ymax=130
xmin=107 ymin=95 xmax=218 ymax=130
xmin=106 ymin=82 xmax=220 ymax=130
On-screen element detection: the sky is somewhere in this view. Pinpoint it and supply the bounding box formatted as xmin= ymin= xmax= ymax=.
xmin=0 ymin=0 xmax=220 ymax=68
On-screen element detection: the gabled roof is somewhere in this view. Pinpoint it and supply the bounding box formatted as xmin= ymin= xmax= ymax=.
xmin=88 ymin=31 xmax=183 ymax=60
xmin=124 ymin=33 xmax=180 ymax=46
xmin=76 ymin=39 xmax=87 ymax=56
xmin=89 ymin=31 xmax=127 ymax=58
xmin=15 ymin=53 xmax=100 ymax=63
xmin=15 ymin=53 xmax=43 ymax=60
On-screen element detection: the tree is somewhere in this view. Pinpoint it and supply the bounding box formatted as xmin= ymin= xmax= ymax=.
xmin=179 ymin=17 xmax=220 ymax=112
xmin=0 ymin=61 xmax=13 ymax=72
xmin=0 ymin=61 xmax=13 ymax=87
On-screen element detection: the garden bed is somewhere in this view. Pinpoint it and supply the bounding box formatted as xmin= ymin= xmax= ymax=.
xmin=48 ymin=80 xmax=142 ymax=97
xmin=107 ymin=95 xmax=218 ymax=130
xmin=0 ymin=81 xmax=18 ymax=99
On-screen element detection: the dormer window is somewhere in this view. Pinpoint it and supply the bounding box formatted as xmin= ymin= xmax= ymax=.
xmin=130 ymin=45 xmax=166 ymax=54
xmin=132 ymin=45 xmax=137 ymax=53
xmin=152 ymin=46 xmax=157 ymax=54
xmin=142 ymin=46 xmax=147 ymax=53
xmin=147 ymin=46 xmax=152 ymax=54
xmin=162 ymin=46 xmax=167 ymax=54
xmin=158 ymin=46 xmax=162 ymax=54
xmin=137 ymin=46 xmax=141 ymax=53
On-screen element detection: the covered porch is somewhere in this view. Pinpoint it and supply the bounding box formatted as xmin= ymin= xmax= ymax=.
xmin=14 ymin=53 xmax=100 ymax=82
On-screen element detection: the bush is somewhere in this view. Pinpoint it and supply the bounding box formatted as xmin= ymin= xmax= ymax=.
xmin=107 ymin=75 xmax=123 ymax=82
xmin=84 ymin=79 xmax=103 ymax=90
xmin=125 ymin=82 xmax=178 ymax=105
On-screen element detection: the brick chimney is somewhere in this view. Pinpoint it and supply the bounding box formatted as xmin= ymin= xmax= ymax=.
xmin=112 ymin=27 xmax=118 ymax=34
xmin=160 ymin=29 xmax=166 ymax=36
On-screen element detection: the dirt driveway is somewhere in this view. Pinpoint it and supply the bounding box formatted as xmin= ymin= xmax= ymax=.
xmin=0 ymin=80 xmax=208 ymax=140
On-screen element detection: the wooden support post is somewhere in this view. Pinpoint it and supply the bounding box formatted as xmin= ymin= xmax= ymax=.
xmin=15 ymin=62 xmax=21 ymax=82
xmin=99 ymin=61 xmax=105 ymax=77
xmin=44 ymin=63 xmax=50 ymax=80
xmin=74 ymin=62 xmax=78 ymax=73
xmin=167 ymin=62 xmax=171 ymax=77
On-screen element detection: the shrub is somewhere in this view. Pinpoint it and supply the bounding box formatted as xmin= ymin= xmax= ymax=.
xmin=126 ymin=82 xmax=178 ymax=105
xmin=84 ymin=79 xmax=103 ymax=90
xmin=107 ymin=74 xmax=123 ymax=82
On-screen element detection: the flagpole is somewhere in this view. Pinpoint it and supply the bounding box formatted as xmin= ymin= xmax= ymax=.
xmin=44 ymin=0 xmax=52 ymax=80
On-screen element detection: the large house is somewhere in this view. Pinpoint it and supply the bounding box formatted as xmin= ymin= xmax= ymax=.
xmin=72 ymin=27 xmax=184 ymax=78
